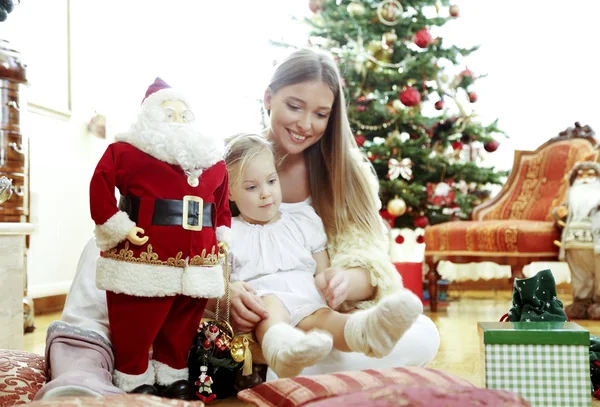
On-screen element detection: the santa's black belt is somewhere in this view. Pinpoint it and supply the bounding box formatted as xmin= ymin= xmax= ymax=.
xmin=119 ymin=195 xmax=213 ymax=231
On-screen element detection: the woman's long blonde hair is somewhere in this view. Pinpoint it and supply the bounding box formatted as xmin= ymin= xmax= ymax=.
xmin=267 ymin=48 xmax=381 ymax=242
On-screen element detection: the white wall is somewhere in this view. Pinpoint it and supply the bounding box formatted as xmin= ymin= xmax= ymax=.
xmin=0 ymin=0 xmax=598 ymax=297
xmin=0 ymin=0 xmax=310 ymax=298
xmin=441 ymin=0 xmax=600 ymax=170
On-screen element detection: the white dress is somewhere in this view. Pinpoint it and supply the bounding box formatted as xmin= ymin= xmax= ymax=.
xmin=230 ymin=200 xmax=329 ymax=327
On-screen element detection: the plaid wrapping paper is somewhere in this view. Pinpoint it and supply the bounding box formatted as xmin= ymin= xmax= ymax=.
xmin=485 ymin=343 xmax=591 ymax=407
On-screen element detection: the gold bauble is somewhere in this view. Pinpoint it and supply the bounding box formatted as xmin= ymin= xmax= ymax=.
xmin=347 ymin=2 xmax=365 ymax=17
xmin=382 ymin=31 xmax=398 ymax=48
xmin=366 ymin=41 xmax=384 ymax=55
xmin=387 ymin=197 xmax=407 ymax=216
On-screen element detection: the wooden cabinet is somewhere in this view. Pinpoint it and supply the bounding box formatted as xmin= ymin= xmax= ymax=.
xmin=0 ymin=40 xmax=28 ymax=224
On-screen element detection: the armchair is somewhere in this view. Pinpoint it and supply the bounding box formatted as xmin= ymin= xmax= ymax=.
xmin=424 ymin=123 xmax=597 ymax=311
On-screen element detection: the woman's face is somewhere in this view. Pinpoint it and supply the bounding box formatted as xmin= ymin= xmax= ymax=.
xmin=264 ymin=80 xmax=335 ymax=156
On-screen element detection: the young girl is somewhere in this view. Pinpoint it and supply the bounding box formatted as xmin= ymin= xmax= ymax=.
xmin=225 ymin=134 xmax=423 ymax=378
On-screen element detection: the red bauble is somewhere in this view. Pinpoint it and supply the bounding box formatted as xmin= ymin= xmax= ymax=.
xmin=416 ymin=235 xmax=425 ymax=244
xmin=414 ymin=28 xmax=433 ymax=48
xmin=434 ymin=100 xmax=444 ymax=110
xmin=468 ymin=92 xmax=478 ymax=103
xmin=309 ymin=0 xmax=323 ymax=13
xmin=414 ymin=215 xmax=429 ymax=228
xmin=452 ymin=141 xmax=464 ymax=151
xmin=459 ymin=68 xmax=474 ymax=79
xmin=203 ymin=339 xmax=211 ymax=349
xmin=355 ymin=134 xmax=366 ymax=147
xmin=399 ymin=87 xmax=421 ymax=107
xmin=484 ymin=140 xmax=499 ymax=152
xmin=395 ymin=235 xmax=405 ymax=244
xmin=449 ymin=4 xmax=460 ymax=17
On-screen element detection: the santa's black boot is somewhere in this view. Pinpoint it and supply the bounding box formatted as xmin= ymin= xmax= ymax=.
xmin=129 ymin=384 xmax=160 ymax=396
xmin=161 ymin=380 xmax=197 ymax=400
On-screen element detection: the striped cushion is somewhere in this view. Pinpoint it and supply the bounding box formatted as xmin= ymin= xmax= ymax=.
xmin=237 ymin=367 xmax=475 ymax=407
xmin=304 ymin=383 xmax=530 ymax=407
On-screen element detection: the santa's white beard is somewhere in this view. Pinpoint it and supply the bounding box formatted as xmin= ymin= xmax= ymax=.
xmin=116 ymin=115 xmax=224 ymax=174
xmin=568 ymin=179 xmax=600 ymax=220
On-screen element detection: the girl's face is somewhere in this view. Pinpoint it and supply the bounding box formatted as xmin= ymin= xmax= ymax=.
xmin=229 ymin=150 xmax=282 ymax=225
xmin=264 ymin=80 xmax=335 ymax=156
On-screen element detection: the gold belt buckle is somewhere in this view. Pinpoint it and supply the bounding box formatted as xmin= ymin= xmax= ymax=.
xmin=182 ymin=195 xmax=203 ymax=231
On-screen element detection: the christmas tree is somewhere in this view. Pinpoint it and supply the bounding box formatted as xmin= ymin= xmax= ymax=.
xmin=295 ymin=0 xmax=507 ymax=230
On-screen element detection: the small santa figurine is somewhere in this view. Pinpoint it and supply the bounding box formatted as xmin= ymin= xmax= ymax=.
xmin=90 ymin=78 xmax=231 ymax=395
xmin=195 ymin=366 xmax=216 ymax=402
xmin=554 ymin=161 xmax=600 ymax=319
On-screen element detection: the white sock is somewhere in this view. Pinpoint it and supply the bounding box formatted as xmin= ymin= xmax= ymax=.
xmin=261 ymin=323 xmax=333 ymax=378
xmin=344 ymin=289 xmax=423 ymax=358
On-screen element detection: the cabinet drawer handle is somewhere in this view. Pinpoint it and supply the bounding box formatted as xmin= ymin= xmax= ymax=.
xmin=10 ymin=185 xmax=24 ymax=196
xmin=0 ymin=176 xmax=12 ymax=204
xmin=8 ymin=142 xmax=24 ymax=155
xmin=6 ymin=100 xmax=20 ymax=111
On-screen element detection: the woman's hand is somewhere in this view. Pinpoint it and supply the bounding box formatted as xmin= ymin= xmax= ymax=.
xmin=315 ymin=268 xmax=350 ymax=310
xmin=230 ymin=281 xmax=269 ymax=333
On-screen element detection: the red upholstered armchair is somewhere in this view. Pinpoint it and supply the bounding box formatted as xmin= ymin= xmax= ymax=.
xmin=424 ymin=124 xmax=597 ymax=312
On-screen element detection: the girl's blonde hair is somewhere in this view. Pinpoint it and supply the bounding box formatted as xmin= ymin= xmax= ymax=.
xmin=224 ymin=133 xmax=274 ymax=190
xmin=267 ymin=48 xmax=381 ymax=242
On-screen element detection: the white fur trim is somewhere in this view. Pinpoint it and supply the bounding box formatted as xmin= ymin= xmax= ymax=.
xmin=94 ymin=211 xmax=135 ymax=251
xmin=96 ymin=256 xmax=183 ymax=297
xmin=152 ymin=359 xmax=189 ymax=386
xmin=113 ymin=361 xmax=155 ymax=392
xmin=216 ymin=226 xmax=232 ymax=246
xmin=182 ymin=264 xmax=224 ymax=298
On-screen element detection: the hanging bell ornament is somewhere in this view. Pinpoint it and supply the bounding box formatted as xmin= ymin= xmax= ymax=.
xmin=387 ymin=197 xmax=407 ymax=217
xmin=230 ymin=336 xmax=246 ymax=363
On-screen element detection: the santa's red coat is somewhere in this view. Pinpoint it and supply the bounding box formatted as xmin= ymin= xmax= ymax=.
xmin=90 ymin=141 xmax=231 ymax=299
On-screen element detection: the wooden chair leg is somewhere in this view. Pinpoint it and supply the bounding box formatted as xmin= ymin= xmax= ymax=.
xmin=426 ymin=261 xmax=440 ymax=312
xmin=507 ymin=257 xmax=525 ymax=287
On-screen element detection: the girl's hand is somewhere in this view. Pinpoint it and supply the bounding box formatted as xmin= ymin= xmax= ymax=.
xmin=315 ymin=268 xmax=350 ymax=310
xmin=230 ymin=281 xmax=269 ymax=333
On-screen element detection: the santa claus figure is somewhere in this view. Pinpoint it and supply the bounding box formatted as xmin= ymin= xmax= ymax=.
xmin=89 ymin=78 xmax=231 ymax=396
xmin=555 ymin=161 xmax=600 ymax=319
xmin=195 ymin=366 xmax=216 ymax=403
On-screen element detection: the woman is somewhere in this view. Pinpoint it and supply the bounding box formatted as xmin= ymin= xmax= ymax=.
xmin=35 ymin=48 xmax=439 ymax=400
xmin=230 ymin=47 xmax=439 ymax=378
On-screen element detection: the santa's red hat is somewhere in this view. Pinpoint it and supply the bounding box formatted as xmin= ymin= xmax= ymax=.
xmin=142 ymin=77 xmax=171 ymax=104
xmin=140 ymin=77 xmax=191 ymax=112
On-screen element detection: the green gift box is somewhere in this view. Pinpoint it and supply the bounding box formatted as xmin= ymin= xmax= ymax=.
xmin=478 ymin=321 xmax=591 ymax=407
